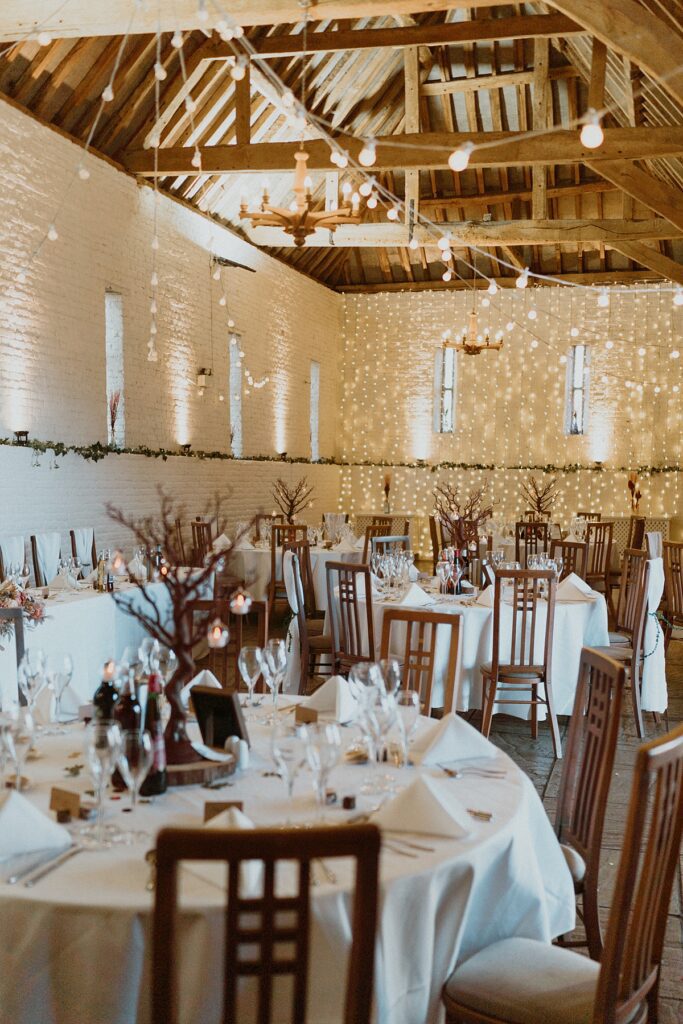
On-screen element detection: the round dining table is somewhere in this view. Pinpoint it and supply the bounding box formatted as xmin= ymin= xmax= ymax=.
xmin=232 ymin=543 xmax=362 ymax=609
xmin=0 ymin=705 xmax=575 ymax=1024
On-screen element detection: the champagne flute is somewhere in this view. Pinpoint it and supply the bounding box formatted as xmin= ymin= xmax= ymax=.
xmin=5 ymin=705 xmax=35 ymax=793
xmin=117 ymin=729 xmax=153 ymax=814
xmin=84 ymin=720 xmax=122 ymax=847
xmin=303 ymin=722 xmax=342 ymax=820
xmin=259 ymin=639 xmax=287 ymax=721
xmin=270 ymin=722 xmax=308 ymax=824
xmin=395 ymin=688 xmax=421 ymax=766
xmin=238 ymin=645 xmax=262 ymax=713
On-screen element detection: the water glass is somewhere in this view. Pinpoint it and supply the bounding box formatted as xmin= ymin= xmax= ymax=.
xmin=5 ymin=706 xmax=35 ymax=792
xmin=259 ymin=639 xmax=287 ymax=720
xmin=84 ymin=719 xmax=122 ymax=847
xmin=46 ymin=654 xmax=74 ymax=731
xmin=303 ymin=722 xmax=341 ymax=819
xmin=395 ymin=688 xmax=421 ymax=765
xmin=270 ymin=722 xmax=308 ymax=823
xmin=238 ymin=645 xmax=262 ymax=713
xmin=17 ymin=648 xmax=46 ymax=715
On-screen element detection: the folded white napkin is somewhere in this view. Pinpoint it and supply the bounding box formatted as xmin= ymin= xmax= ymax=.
xmin=303 ymin=675 xmax=358 ymax=723
xmin=201 ymin=807 xmax=262 ymax=896
xmin=408 ymin=564 xmax=419 ymax=582
xmin=127 ymin=555 xmax=147 ymax=582
xmin=233 ymin=535 xmax=254 ymax=550
xmin=334 ymin=538 xmax=357 ymax=553
xmin=398 ymin=583 xmax=432 ymax=608
xmin=0 ymin=791 xmax=71 ymax=865
xmin=47 ymin=573 xmax=75 ymax=591
xmin=411 ymin=713 xmax=497 ymax=765
xmin=374 ymin=775 xmax=471 ymax=839
xmin=557 ymin=572 xmax=594 ymax=602
xmin=475 ymin=586 xmax=495 ymax=607
xmin=181 ymin=669 xmax=222 ymax=708
xmin=212 ymin=533 xmax=231 ymax=553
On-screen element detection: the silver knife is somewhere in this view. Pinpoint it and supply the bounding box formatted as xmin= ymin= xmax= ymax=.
xmin=21 ymin=845 xmax=83 ymax=888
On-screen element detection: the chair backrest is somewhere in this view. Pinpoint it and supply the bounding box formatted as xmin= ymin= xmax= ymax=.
xmin=362 ymin=522 xmax=392 ymax=561
xmin=514 ymin=521 xmax=549 ymax=565
xmin=555 ymin=649 xmax=626 ymax=920
xmin=326 ymin=561 xmax=375 ymax=674
xmin=290 ymin=553 xmax=313 ymax=695
xmin=626 ymin=515 xmax=646 ymax=551
xmin=0 ymin=534 xmax=25 ymax=581
xmin=70 ymin=528 xmax=97 ymax=572
xmin=615 ymin=548 xmax=648 ymax=640
xmin=173 ymin=519 xmax=187 ymax=565
xmin=586 ymin=521 xmax=613 ymax=578
xmin=30 ymin=531 xmax=61 ymax=587
xmin=379 ymin=607 xmax=461 ymax=714
xmin=191 ymin=519 xmax=213 ymax=565
xmin=186 ymin=598 xmax=268 ymax=690
xmin=284 ymin=538 xmax=316 ymax=616
xmin=577 ymin=510 xmax=601 ymax=521
xmin=549 ymin=538 xmax=588 ymax=581
xmin=491 ymin=569 xmax=556 ymax=673
xmin=270 ymin=525 xmax=308 ymax=598
xmin=594 ymin=725 xmax=683 ymax=1021
xmin=662 ymin=540 xmax=683 ymax=621
xmin=370 ymin=535 xmax=411 ymax=558
xmin=152 ymin=823 xmax=381 ymax=1024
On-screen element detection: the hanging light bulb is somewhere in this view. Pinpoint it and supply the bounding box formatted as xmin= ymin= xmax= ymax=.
xmin=101 ymin=84 xmax=114 ymax=103
xmin=530 ymin=339 xmax=539 ymax=349
xmin=570 ymin=326 xmax=580 ymax=338
xmin=197 ymin=0 xmax=210 ymax=23
xmin=387 ymin=206 xmax=399 ymax=221
xmin=191 ymin=147 xmax=202 ymax=169
xmin=437 ymin=235 xmax=451 ymax=251
xmin=151 ymin=271 xmax=159 ymax=287
xmin=147 ymin=343 xmax=158 ymax=363
xmin=481 ymin=297 xmax=490 ymax=308
xmin=233 ymin=25 xmax=244 ymax=38
xmin=580 ymin=109 xmax=604 ymax=150
xmin=359 ymin=179 xmax=374 ymax=197
xmin=171 ymin=30 xmax=184 ymax=48
xmin=448 ymin=141 xmax=474 ymax=172
xmin=366 ymin=193 xmax=378 ymax=209
xmin=441 ymin=248 xmax=452 ymax=262
xmin=487 ymin=279 xmax=497 ymax=295
xmin=229 ymin=586 xmax=253 ymax=615
xmin=442 ymin=270 xmax=452 ymax=282
xmin=212 ymin=265 xmax=221 ymax=281
xmin=78 ymin=165 xmax=90 ymax=181
xmin=219 ymin=295 xmax=227 ymax=307
xmin=671 ymin=349 xmax=680 ymax=360
xmin=673 ymin=287 xmax=683 ymax=307
xmin=358 ymin=138 xmax=376 ymax=167
xmin=597 ymin=287 xmax=610 ymax=308
xmin=37 ymin=31 xmax=52 ymax=46
xmin=528 ymin=308 xmax=537 ymax=321
xmin=605 ymin=339 xmax=614 ymax=349
xmin=185 ymin=95 xmax=197 ymax=114
xmin=506 ymin=320 xmax=515 ymax=332
xmin=228 ymin=318 xmax=235 ymax=328
xmin=47 ymin=224 xmax=58 ymax=242
xmin=638 ymin=347 xmax=646 ymax=356
xmin=516 ymin=267 xmax=529 ymax=289
xmin=207 ymin=617 xmax=230 ymax=649
xmin=409 ymin=236 xmax=419 ymax=250
xmin=154 ymin=61 xmax=167 ymax=81
xmin=150 ymin=299 xmax=158 ymax=314
xmin=231 ymin=57 xmax=247 ymax=81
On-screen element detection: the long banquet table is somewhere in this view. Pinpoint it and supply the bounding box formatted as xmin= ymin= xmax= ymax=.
xmin=0 ymin=706 xmax=575 ymax=1024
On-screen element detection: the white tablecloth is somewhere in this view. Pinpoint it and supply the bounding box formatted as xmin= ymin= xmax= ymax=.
xmin=233 ymin=545 xmax=362 ymax=610
xmin=0 ymin=583 xmax=171 ymax=710
xmin=0 ymin=710 xmax=574 ymax=1024
xmin=329 ymin=582 xmax=609 ymax=719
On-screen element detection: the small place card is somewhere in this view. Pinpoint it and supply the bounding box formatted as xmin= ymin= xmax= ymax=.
xmin=204 ymin=800 xmax=244 ymax=822
xmin=49 ymin=787 xmax=81 ymax=818
xmin=295 ymin=706 xmax=318 ymax=724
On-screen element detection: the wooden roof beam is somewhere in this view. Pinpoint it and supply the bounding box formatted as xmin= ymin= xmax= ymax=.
xmin=337 ymin=269 xmax=664 ymax=293
xmin=603 ymin=241 xmax=683 ymax=285
xmin=586 ymin=159 xmax=683 ymax=233
xmin=124 ymin=127 xmax=683 ymax=176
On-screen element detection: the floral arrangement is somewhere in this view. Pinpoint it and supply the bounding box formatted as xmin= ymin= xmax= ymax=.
xmin=628 ymin=472 xmax=642 ymax=511
xmin=0 ymin=580 xmax=46 ymax=649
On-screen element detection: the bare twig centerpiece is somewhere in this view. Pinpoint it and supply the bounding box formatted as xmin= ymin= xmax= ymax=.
xmin=107 ymin=490 xmax=256 ymax=765
xmin=627 ymin=472 xmax=642 ymax=511
xmin=433 ymin=483 xmax=494 ymax=549
xmin=521 ymin=475 xmax=560 ymax=520
xmin=108 ymin=390 xmax=121 ymax=446
xmin=272 ymin=477 xmax=314 ymax=524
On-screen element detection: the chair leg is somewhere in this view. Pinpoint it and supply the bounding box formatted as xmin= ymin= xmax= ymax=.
xmin=582 ymin=878 xmax=603 ymax=962
xmin=631 ymin=663 xmax=645 ymax=739
xmin=605 ymin=575 xmax=616 ymax=622
xmin=480 ymin=677 xmax=494 ymax=738
xmin=545 ymin=679 xmax=562 ymax=759
xmin=530 ymin=684 xmax=538 ymax=740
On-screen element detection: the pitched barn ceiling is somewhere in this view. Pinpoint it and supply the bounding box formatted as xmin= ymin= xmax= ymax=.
xmin=1 ymin=2 xmax=682 ymax=292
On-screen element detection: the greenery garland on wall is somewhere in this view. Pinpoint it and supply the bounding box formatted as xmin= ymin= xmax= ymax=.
xmin=0 ymin=436 xmax=680 ymax=478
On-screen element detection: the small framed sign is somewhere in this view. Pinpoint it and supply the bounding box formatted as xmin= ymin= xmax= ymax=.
xmin=191 ymin=687 xmax=250 ymax=749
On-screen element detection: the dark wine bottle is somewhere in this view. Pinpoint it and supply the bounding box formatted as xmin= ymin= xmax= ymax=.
xmin=93 ymin=661 xmax=118 ymax=720
xmin=140 ymin=672 xmax=167 ymax=796
xmin=112 ymin=669 xmax=142 ymax=790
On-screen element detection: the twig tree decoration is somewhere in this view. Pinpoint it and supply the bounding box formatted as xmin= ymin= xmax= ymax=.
xmin=628 ymin=472 xmax=642 ymax=511
xmin=272 ymin=477 xmax=314 ymax=523
xmin=108 ymin=390 xmax=121 ymax=445
xmin=521 ymin=475 xmax=560 ymax=519
xmin=107 ymin=489 xmax=257 ymax=765
xmin=433 ymin=483 xmax=494 ymax=548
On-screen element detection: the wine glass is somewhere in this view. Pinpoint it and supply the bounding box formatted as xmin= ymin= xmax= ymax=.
xmin=17 ymin=648 xmax=46 ymax=717
xmin=84 ymin=720 xmax=122 ymax=848
xmin=117 ymin=730 xmax=153 ymax=814
xmin=378 ymin=657 xmax=402 ymax=697
xmin=395 ymin=688 xmax=421 ymax=766
xmin=156 ymin=645 xmax=177 ymax=683
xmin=238 ymin=645 xmax=262 ymax=714
xmin=46 ymin=654 xmax=74 ymax=732
xmin=553 ymin=556 xmax=564 ymax=582
xmin=436 ymin=559 xmax=451 ymax=595
xmin=303 ymin=722 xmax=341 ymax=820
xmin=259 ymin=639 xmax=287 ymax=721
xmin=270 ymin=722 xmax=308 ymax=824
xmin=5 ymin=705 xmax=35 ymax=793
xmin=348 ymin=662 xmax=384 ymax=704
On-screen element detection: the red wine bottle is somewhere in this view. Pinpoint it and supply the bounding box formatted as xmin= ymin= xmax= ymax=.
xmin=140 ymin=673 xmax=167 ymax=796
xmin=93 ymin=663 xmax=118 ymax=721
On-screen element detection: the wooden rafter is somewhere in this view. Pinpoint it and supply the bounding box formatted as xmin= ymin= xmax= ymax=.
xmin=585 ymin=160 xmax=683 ymax=233
xmin=336 ymin=269 xmax=663 ymax=293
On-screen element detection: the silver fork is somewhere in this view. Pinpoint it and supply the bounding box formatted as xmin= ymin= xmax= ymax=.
xmin=438 ymin=763 xmax=507 ymax=780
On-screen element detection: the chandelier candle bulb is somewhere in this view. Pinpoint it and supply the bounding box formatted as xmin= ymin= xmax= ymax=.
xmin=580 ymin=109 xmax=604 ymax=150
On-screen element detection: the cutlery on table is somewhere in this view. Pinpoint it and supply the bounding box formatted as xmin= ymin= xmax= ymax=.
xmin=21 ymin=845 xmax=83 ymax=888
xmin=467 ymin=808 xmax=494 ymax=822
xmin=437 ymin=763 xmax=507 ymax=780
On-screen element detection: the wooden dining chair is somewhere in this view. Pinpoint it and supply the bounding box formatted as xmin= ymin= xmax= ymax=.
xmin=662 ymin=540 xmax=683 ymax=652
xmin=441 ymin=724 xmax=683 ymax=1024
xmin=326 ymin=561 xmax=375 ymax=675
xmin=577 ymin=510 xmax=601 ymax=521
xmin=290 ymin=553 xmax=333 ymax=695
xmin=173 ymin=519 xmax=187 ymax=565
xmin=608 ymin=547 xmax=647 ymax=647
xmin=380 ymin=608 xmax=461 ymax=715
xmin=592 ymin=554 xmax=651 ymax=739
xmin=555 ymin=647 xmax=626 ymax=960
xmin=268 ymin=524 xmax=307 ymax=615
xmin=626 ymin=514 xmax=646 ymax=551
xmin=549 ymin=538 xmax=588 ymax=581
xmin=514 ymin=520 xmax=549 ymax=566
xmin=190 ymin=518 xmax=213 ymax=566
xmin=152 ymin=823 xmax=381 ymax=1024
xmin=30 ymin=531 xmax=62 ymax=587
xmin=585 ymin=521 xmax=614 ymax=618
xmin=187 ymin=598 xmax=268 ymax=692
xmin=283 ymin=538 xmax=319 ymax=618
xmin=69 ymin=528 xmax=97 ymax=572
xmin=362 ymin=522 xmax=392 ymax=561
xmin=480 ymin=569 xmax=561 ymax=758
xmin=370 ymin=534 xmax=411 ymax=558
